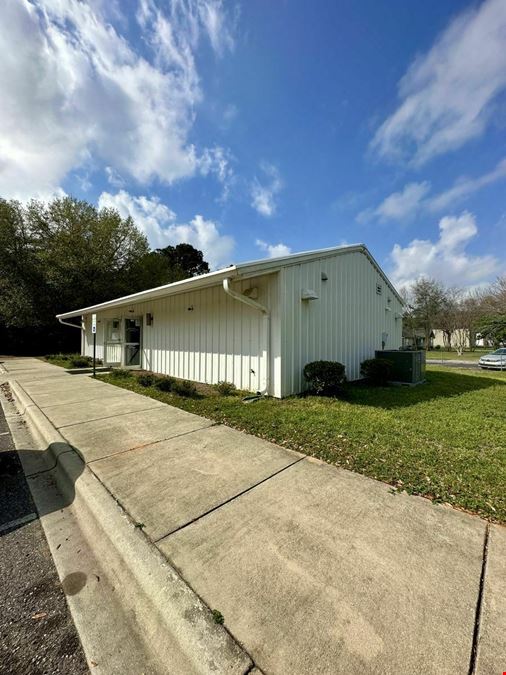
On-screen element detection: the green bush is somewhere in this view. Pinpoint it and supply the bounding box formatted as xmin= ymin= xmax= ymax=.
xmin=69 ymin=356 xmax=91 ymax=368
xmin=434 ymin=344 xmax=441 ymax=350
xmin=46 ymin=353 xmax=71 ymax=361
xmin=360 ymin=358 xmax=393 ymax=385
xmin=214 ymin=381 xmax=237 ymax=396
xmin=137 ymin=374 xmax=156 ymax=387
xmin=303 ymin=360 xmax=346 ymax=396
xmin=154 ymin=376 xmax=175 ymax=392
xmin=110 ymin=368 xmax=132 ymax=379
xmin=172 ymin=379 xmax=198 ymax=397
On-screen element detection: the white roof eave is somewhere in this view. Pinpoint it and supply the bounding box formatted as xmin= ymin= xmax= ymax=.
xmin=56 ymin=243 xmax=403 ymax=319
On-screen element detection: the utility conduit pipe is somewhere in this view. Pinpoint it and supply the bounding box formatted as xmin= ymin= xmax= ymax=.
xmin=222 ymin=277 xmax=270 ymax=396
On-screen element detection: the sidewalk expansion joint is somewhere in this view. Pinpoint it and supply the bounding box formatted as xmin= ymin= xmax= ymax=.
xmin=154 ymin=455 xmax=307 ymax=544
xmin=467 ymin=522 xmax=490 ymax=675
xmin=34 ymin=393 xmax=130 ymax=410
xmin=86 ymin=423 xmax=219 ymax=465
xmin=56 ymin=404 xmax=164 ymax=430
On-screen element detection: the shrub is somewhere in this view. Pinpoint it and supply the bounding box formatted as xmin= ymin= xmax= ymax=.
xmin=46 ymin=353 xmax=71 ymax=362
xmin=154 ymin=376 xmax=175 ymax=392
xmin=360 ymin=358 xmax=393 ymax=386
xmin=137 ymin=374 xmax=156 ymax=387
xmin=69 ymin=355 xmax=92 ymax=368
xmin=172 ymin=379 xmax=198 ymax=397
xmin=214 ymin=381 xmax=237 ymax=396
xmin=434 ymin=344 xmax=441 ymax=351
xmin=303 ymin=360 xmax=346 ymax=396
xmin=110 ymin=368 xmax=132 ymax=379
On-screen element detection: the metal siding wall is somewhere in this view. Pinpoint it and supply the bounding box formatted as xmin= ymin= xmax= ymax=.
xmin=280 ymin=251 xmax=403 ymax=396
xmin=81 ymin=273 xmax=281 ymax=394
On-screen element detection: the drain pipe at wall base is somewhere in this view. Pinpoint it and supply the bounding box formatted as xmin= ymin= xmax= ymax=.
xmin=222 ymin=278 xmax=271 ymax=397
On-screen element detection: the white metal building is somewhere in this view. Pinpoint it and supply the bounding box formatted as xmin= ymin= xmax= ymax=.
xmin=57 ymin=244 xmax=403 ymax=398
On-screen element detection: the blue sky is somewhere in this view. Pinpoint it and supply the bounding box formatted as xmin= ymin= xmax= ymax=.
xmin=1 ymin=0 xmax=506 ymax=288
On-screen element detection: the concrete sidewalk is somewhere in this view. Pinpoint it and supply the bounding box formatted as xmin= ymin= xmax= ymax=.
xmin=2 ymin=357 xmax=504 ymax=674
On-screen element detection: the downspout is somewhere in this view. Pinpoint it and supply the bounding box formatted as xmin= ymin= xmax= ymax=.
xmin=58 ymin=316 xmax=86 ymax=354
xmin=223 ymin=278 xmax=271 ymax=396
xmin=57 ymin=317 xmax=85 ymax=331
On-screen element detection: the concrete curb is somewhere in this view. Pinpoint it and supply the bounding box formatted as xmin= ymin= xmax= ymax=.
xmin=7 ymin=379 xmax=254 ymax=675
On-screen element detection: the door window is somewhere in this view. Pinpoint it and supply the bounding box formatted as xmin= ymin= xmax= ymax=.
xmin=107 ymin=319 xmax=121 ymax=342
xmin=124 ymin=318 xmax=142 ymax=366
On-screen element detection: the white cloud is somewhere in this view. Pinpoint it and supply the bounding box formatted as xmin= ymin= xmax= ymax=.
xmin=98 ymin=190 xmax=234 ymax=269
xmin=250 ymin=163 xmax=283 ymax=217
xmin=105 ymin=166 xmax=125 ymax=189
xmin=197 ymin=146 xmax=235 ymax=201
xmin=372 ymin=0 xmax=506 ymax=166
xmin=255 ymin=239 xmax=292 ymax=258
xmin=427 ymin=157 xmax=506 ymax=212
xmin=0 ymin=0 xmax=234 ymax=200
xmin=389 ymin=211 xmax=500 ymax=288
xmin=357 ymin=181 xmax=430 ymax=223
xmin=359 ymin=156 xmax=506 ymax=223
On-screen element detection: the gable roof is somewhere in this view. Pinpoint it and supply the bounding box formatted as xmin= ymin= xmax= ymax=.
xmin=56 ymin=243 xmax=402 ymax=319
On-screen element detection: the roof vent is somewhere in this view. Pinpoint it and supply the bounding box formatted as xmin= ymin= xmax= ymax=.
xmin=301 ymin=289 xmax=319 ymax=301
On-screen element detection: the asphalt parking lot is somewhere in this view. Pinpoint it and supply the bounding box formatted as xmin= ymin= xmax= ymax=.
xmin=0 ymin=407 xmax=88 ymax=675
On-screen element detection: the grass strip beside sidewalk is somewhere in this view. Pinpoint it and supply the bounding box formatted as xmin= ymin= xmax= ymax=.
xmin=100 ymin=367 xmax=506 ymax=524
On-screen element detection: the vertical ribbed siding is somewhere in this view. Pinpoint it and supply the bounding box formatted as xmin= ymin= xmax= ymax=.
xmin=280 ymin=251 xmax=403 ymax=396
xmin=82 ymin=273 xmax=281 ymax=395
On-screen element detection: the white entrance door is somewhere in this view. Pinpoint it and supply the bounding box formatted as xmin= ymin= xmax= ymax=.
xmin=124 ymin=317 xmax=142 ymax=367
xmin=105 ymin=319 xmax=122 ymax=365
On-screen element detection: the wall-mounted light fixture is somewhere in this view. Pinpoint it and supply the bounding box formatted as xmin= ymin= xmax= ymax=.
xmin=187 ymin=305 xmax=194 ymax=311
xmin=321 ymin=272 xmax=328 ymax=281
xmin=146 ymin=313 xmax=153 ymax=326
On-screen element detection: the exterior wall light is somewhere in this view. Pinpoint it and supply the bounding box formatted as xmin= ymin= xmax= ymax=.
xmin=146 ymin=313 xmax=153 ymax=326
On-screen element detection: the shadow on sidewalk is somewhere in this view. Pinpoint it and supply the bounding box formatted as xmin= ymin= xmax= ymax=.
xmin=0 ymin=444 xmax=84 ymax=537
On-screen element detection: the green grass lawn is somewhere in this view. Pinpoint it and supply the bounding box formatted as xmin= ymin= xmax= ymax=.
xmin=100 ymin=366 xmax=506 ymax=524
xmin=426 ymin=350 xmax=488 ymax=361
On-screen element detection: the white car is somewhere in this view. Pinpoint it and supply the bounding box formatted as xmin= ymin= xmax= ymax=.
xmin=479 ymin=348 xmax=506 ymax=369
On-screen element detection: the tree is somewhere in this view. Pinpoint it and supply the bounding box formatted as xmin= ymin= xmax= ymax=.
xmin=400 ymin=287 xmax=419 ymax=346
xmin=410 ymin=278 xmax=447 ymax=350
xmin=0 ymin=196 xmax=211 ymax=354
xmin=435 ymin=287 xmax=461 ymax=351
xmin=154 ymin=243 xmax=210 ymax=282
xmin=473 ymin=276 xmax=506 ymax=347
xmin=0 ymin=197 xmax=150 ymax=327
xmin=477 ymin=315 xmax=506 ymax=347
